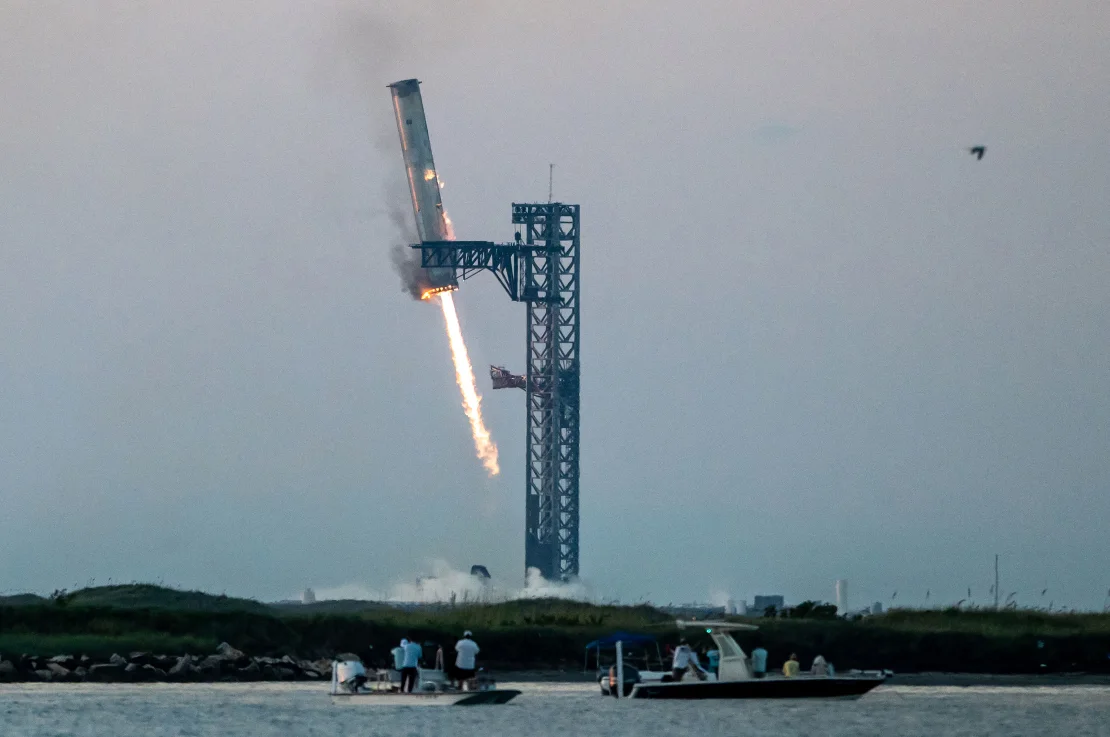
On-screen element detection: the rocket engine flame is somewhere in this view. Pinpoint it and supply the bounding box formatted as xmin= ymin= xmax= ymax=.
xmin=438 ymin=291 xmax=500 ymax=476
xmin=420 ymin=285 xmax=457 ymax=300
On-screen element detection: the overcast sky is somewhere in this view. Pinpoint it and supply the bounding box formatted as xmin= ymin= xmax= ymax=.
xmin=1 ymin=0 xmax=1108 ymax=611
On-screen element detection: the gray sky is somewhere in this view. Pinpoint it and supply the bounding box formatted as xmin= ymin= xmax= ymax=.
xmin=1 ymin=0 xmax=1108 ymax=611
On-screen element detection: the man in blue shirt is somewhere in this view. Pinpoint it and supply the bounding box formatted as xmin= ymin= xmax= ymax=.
xmin=750 ymin=643 xmax=768 ymax=679
xmin=400 ymin=637 xmax=423 ymax=692
xmin=707 ymin=648 xmax=720 ymax=676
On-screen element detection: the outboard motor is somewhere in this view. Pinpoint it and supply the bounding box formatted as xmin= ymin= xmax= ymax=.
xmin=605 ymin=665 xmax=641 ymax=697
xmin=334 ymin=660 xmax=368 ymax=693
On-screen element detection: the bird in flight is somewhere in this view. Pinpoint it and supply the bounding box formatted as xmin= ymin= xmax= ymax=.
xmin=969 ymin=146 xmax=986 ymax=160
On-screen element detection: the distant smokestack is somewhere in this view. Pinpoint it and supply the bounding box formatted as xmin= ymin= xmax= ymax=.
xmin=835 ymin=579 xmax=848 ymax=615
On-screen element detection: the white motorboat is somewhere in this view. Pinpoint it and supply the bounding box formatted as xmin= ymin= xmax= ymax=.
xmin=328 ymin=660 xmax=520 ymax=706
xmin=604 ymin=621 xmax=889 ymax=700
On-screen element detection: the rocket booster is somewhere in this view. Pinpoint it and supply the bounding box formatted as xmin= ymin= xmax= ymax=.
xmin=388 ymin=79 xmax=457 ymax=294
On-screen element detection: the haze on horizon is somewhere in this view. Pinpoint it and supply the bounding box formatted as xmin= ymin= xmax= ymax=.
xmin=1 ymin=0 xmax=1107 ymax=612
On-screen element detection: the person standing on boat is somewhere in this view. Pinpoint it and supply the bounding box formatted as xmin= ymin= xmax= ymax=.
xmin=750 ymin=643 xmax=768 ymax=679
xmin=707 ymin=647 xmax=720 ymax=677
xmin=400 ymin=636 xmax=423 ymax=692
xmin=670 ymin=638 xmax=706 ymax=681
xmin=391 ymin=639 xmax=407 ymax=672
xmin=811 ymin=654 xmax=829 ymax=676
xmin=453 ymin=630 xmax=480 ymax=689
xmin=783 ymin=652 xmax=801 ymax=677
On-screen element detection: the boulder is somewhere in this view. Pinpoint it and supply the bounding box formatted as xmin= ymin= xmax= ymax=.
xmin=215 ymin=642 xmax=245 ymax=661
xmin=88 ymin=663 xmax=126 ymax=682
xmin=46 ymin=663 xmax=72 ymax=681
xmin=73 ymin=667 xmax=88 ymax=680
xmin=0 ymin=660 xmax=20 ymax=682
xmin=197 ymin=655 xmax=224 ymax=674
xmin=302 ymin=669 xmax=321 ymax=680
xmin=154 ymin=655 xmax=178 ymax=671
xmin=109 ymin=653 xmax=127 ymax=666
xmin=34 ymin=669 xmax=55 ymax=682
xmin=237 ymin=660 xmax=261 ymax=681
xmin=166 ymin=656 xmax=194 ymax=681
xmin=274 ymin=667 xmax=296 ymax=681
xmin=124 ymin=663 xmax=148 ymax=681
xmin=128 ymin=652 xmax=156 ymax=666
xmin=279 ymin=655 xmax=304 ymax=675
xmin=49 ymin=654 xmax=77 ymax=669
xmin=142 ymin=664 xmax=166 ymax=680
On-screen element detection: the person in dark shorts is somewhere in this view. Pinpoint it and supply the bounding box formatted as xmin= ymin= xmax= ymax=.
xmin=671 ymin=638 xmax=701 ymax=681
xmin=453 ymin=630 xmax=480 ymax=689
xmin=400 ymin=636 xmax=422 ymax=692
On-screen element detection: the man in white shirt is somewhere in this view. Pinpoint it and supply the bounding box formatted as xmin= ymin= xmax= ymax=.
xmin=670 ymin=638 xmax=705 ymax=681
xmin=453 ymin=630 xmax=480 ymax=689
xmin=400 ymin=637 xmax=422 ymax=693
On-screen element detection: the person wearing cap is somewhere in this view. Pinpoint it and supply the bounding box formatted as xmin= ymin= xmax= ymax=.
xmin=670 ymin=638 xmax=706 ymax=681
xmin=453 ymin=630 xmax=480 ymax=689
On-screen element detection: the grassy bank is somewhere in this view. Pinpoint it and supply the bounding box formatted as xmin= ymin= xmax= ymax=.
xmin=3 ymin=585 xmax=1109 ymax=673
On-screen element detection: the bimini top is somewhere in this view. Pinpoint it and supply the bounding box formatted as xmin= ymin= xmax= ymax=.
xmin=676 ymin=620 xmax=759 ymax=632
xmin=584 ymin=632 xmax=658 ymax=650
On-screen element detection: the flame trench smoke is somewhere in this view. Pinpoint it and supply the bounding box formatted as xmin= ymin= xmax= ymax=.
xmin=438 ymin=291 xmax=499 ymax=476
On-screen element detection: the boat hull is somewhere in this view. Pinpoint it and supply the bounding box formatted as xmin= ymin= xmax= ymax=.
xmin=331 ymin=689 xmax=520 ymax=706
xmin=630 ymin=676 xmax=885 ymax=700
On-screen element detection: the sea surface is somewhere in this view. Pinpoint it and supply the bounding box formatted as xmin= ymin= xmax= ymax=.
xmin=2 ymin=682 xmax=1108 ymax=736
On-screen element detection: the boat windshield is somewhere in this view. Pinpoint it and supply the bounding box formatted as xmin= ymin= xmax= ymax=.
xmin=714 ymin=634 xmax=744 ymax=659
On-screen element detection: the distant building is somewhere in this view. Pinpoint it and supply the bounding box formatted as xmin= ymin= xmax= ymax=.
xmin=753 ymin=595 xmax=785 ymax=615
xmin=301 ymin=587 xmax=316 ymax=605
xmin=871 ymin=601 xmax=883 ymax=615
xmin=835 ymin=579 xmax=848 ymax=614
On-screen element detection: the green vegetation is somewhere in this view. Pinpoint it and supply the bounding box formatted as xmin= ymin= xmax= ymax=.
xmin=0 ymin=633 xmax=215 ymax=659
xmin=37 ymin=584 xmax=272 ymax=614
xmin=2 ymin=585 xmax=1109 ymax=673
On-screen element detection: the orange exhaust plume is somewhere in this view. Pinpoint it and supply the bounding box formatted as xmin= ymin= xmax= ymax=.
xmin=438 ymin=291 xmax=500 ymax=476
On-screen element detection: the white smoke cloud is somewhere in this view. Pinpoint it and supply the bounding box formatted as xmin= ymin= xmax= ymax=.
xmin=708 ymin=588 xmax=733 ymax=608
xmin=312 ymin=560 xmax=591 ymax=604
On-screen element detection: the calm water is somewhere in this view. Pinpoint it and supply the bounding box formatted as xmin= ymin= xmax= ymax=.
xmin=2 ymin=682 xmax=1108 ymax=736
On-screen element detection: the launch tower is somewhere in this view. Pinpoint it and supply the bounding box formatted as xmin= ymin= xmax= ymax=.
xmin=391 ymin=79 xmax=581 ymax=582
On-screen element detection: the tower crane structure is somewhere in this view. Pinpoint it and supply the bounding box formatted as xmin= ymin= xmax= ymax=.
xmin=415 ymin=203 xmax=581 ymax=582
xmin=390 ymin=79 xmax=581 ymax=581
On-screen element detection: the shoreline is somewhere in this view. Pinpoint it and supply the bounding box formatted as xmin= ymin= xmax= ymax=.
xmin=4 ymin=671 xmax=1110 ymax=688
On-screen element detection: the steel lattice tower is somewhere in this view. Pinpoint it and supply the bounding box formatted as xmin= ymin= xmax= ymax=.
xmin=514 ymin=203 xmax=580 ymax=581
xmin=411 ymin=205 xmax=581 ymax=582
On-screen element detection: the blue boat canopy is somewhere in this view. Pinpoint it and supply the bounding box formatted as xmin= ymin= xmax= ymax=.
xmin=585 ymin=632 xmax=657 ymax=650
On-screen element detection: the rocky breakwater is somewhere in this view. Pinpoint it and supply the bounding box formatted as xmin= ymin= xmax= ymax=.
xmin=0 ymin=643 xmax=334 ymax=684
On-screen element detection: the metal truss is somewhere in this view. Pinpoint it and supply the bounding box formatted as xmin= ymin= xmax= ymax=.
xmin=411 ymin=203 xmax=581 ymax=581
xmin=513 ymin=203 xmax=580 ymax=581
